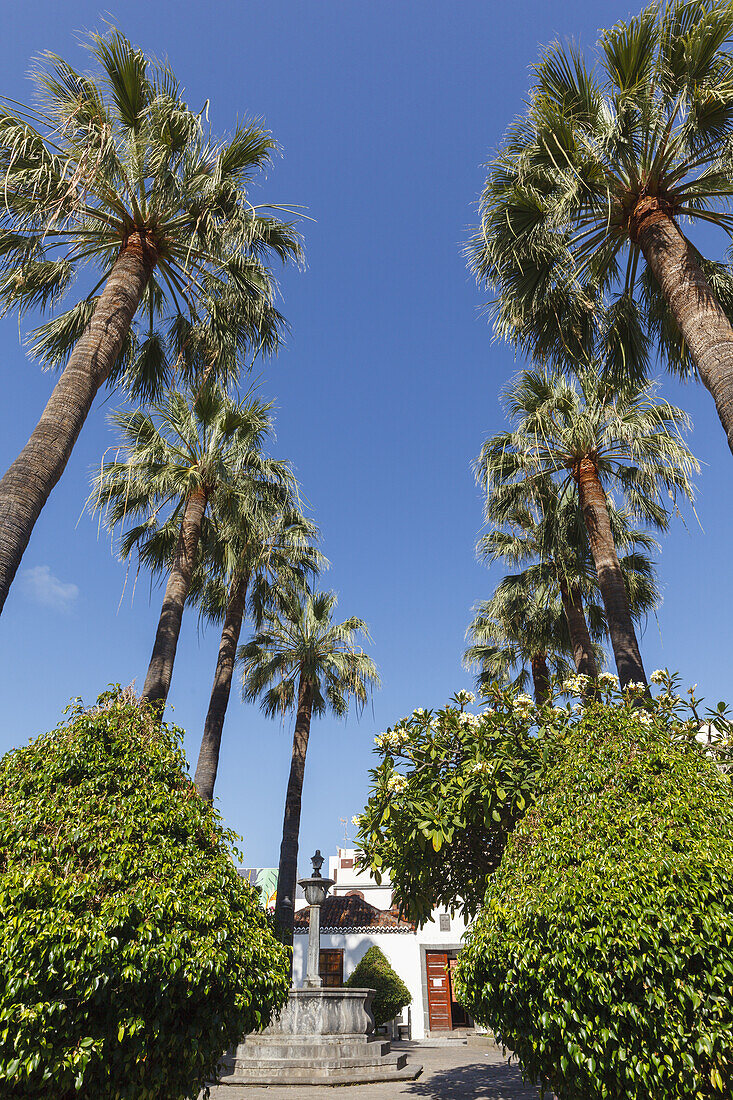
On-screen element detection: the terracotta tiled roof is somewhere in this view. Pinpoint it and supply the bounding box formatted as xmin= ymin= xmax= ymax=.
xmin=293 ymin=894 xmax=414 ymax=933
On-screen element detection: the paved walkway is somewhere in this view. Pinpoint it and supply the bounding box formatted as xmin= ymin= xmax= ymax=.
xmin=203 ymin=1040 xmax=539 ymax=1099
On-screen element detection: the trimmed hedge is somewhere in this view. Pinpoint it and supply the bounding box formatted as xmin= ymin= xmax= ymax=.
xmin=455 ymin=704 xmax=733 ymax=1099
xmin=0 ymin=691 xmax=290 ymax=1099
xmin=346 ymin=945 xmax=411 ymax=1027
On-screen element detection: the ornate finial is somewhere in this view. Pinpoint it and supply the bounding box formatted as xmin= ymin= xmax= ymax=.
xmin=311 ymin=849 xmax=324 ymax=877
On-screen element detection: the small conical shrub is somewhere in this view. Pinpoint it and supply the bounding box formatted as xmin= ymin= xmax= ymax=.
xmin=346 ymin=945 xmax=411 ymax=1027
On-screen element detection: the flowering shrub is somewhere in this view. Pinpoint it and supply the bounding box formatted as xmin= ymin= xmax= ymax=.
xmin=0 ymin=690 xmax=290 ymax=1099
xmin=356 ymin=674 xmax=732 ymax=926
xmin=355 ymin=690 xmax=552 ymax=923
xmin=454 ymin=677 xmax=733 ymax=1100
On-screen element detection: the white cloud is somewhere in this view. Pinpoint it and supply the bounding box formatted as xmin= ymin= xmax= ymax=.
xmin=21 ymin=565 xmax=79 ymax=612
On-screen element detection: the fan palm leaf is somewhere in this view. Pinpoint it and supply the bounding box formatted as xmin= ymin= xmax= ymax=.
xmin=464 ymin=584 xmax=575 ymax=703
xmin=192 ymin=502 xmax=325 ymax=803
xmin=479 ymin=477 xmax=661 ymax=678
xmin=0 ymin=29 xmax=300 ymax=612
xmin=239 ymin=590 xmax=379 ymax=944
xmin=476 ymin=367 xmax=697 ymax=687
xmin=92 ymin=384 xmax=283 ymax=710
xmin=469 ymin=0 xmax=733 ymax=454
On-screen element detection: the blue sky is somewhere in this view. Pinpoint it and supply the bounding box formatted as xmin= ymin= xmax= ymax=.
xmin=0 ymin=0 xmax=730 ymax=870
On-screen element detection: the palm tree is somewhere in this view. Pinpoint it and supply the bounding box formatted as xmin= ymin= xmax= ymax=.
xmin=240 ymin=591 xmax=379 ymax=943
xmin=468 ymin=0 xmax=733 ymax=453
xmin=93 ymin=386 xmax=281 ymax=710
xmin=193 ymin=506 xmax=325 ymax=803
xmin=464 ymin=583 xmax=575 ymax=704
xmin=0 ymin=29 xmax=299 ymax=612
xmin=477 ymin=368 xmax=697 ymax=687
xmin=481 ymin=480 xmax=660 ymax=679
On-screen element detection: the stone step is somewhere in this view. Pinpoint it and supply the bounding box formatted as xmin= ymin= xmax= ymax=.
xmin=216 ymin=1058 xmax=422 ymax=1086
xmin=222 ymin=1052 xmax=407 ymax=1073
xmin=227 ymin=1039 xmax=392 ymax=1062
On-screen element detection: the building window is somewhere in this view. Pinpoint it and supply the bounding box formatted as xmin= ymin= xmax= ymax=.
xmin=319 ymin=949 xmax=344 ymax=988
xmin=340 ymin=857 xmax=354 ymax=869
xmin=439 ymin=913 xmax=451 ymax=932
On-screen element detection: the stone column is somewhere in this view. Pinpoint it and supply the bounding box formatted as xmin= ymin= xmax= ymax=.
xmin=298 ymin=850 xmax=334 ymax=990
xmin=305 ymin=901 xmax=323 ymax=988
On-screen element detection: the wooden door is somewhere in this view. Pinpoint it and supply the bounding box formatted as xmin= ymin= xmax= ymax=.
xmin=319 ymin=949 xmax=344 ymax=987
xmin=426 ymin=951 xmax=452 ymax=1031
xmin=448 ymin=957 xmax=470 ymax=1027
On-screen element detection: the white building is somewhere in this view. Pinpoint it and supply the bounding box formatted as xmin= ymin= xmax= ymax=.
xmin=292 ymin=847 xmax=472 ymax=1040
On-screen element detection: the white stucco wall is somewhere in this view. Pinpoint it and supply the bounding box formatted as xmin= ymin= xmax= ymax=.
xmin=328 ymin=849 xmax=393 ymax=909
xmin=293 ymin=916 xmax=468 ymax=1040
xmin=292 ymin=848 xmax=471 ymax=1040
xmin=293 ymin=931 xmax=428 ymax=1037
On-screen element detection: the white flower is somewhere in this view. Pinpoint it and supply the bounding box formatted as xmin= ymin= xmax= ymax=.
xmin=375 ymin=729 xmax=406 ymax=751
xmin=455 ymin=689 xmax=476 ymax=705
xmin=650 ymin=670 xmax=666 ymax=685
xmin=625 ymin=681 xmax=646 ymax=696
xmin=562 ymin=674 xmax=589 ymax=696
xmin=637 ymin=711 xmax=653 ymax=726
xmin=514 ymin=693 xmax=535 ymax=709
xmin=597 ymin=672 xmax=619 ymax=688
xmin=470 ymin=760 xmax=490 ymax=774
xmin=413 ymin=707 xmax=426 ymax=717
xmin=387 ymin=773 xmax=408 ymax=793
xmin=547 ymin=706 xmax=565 ymax=718
xmin=351 ymin=815 xmax=362 ymax=826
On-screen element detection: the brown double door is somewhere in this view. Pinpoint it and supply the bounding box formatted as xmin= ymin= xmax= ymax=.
xmin=426 ymin=951 xmax=470 ymax=1031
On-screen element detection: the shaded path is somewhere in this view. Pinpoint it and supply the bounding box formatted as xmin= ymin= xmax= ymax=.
xmin=203 ymin=1041 xmax=539 ymax=1099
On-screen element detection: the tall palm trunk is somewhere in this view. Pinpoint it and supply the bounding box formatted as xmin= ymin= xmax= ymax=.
xmin=574 ymin=458 xmax=647 ymax=688
xmin=274 ymin=673 xmax=313 ymax=960
xmin=141 ymin=488 xmax=207 ymax=709
xmin=634 ymin=200 xmax=733 ymax=456
xmin=559 ymin=580 xmax=598 ymax=679
xmin=194 ymin=570 xmax=249 ymax=802
xmin=530 ymin=651 xmax=550 ymax=704
xmin=0 ymin=231 xmax=156 ymax=614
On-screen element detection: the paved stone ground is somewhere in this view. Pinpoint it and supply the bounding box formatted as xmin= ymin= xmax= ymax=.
xmin=201 ymin=1040 xmax=539 ymax=1099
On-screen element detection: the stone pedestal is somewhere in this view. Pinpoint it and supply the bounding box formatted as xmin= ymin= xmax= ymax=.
xmin=217 ymin=988 xmax=422 ymax=1086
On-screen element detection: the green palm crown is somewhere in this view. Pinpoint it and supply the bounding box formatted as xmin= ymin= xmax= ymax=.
xmin=478 ymin=368 xmax=698 ymax=525
xmin=468 ymin=0 xmax=733 ymax=378
xmin=0 ymin=28 xmax=300 ymax=396
xmin=92 ymin=386 xmax=282 ymax=571
xmin=240 ymin=590 xmax=380 ymax=718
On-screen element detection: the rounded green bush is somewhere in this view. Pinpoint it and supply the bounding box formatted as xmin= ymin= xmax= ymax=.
xmin=455 ymin=704 xmax=733 ymax=1099
xmin=0 ymin=690 xmax=289 ymax=1099
xmin=345 ymin=945 xmax=411 ymax=1027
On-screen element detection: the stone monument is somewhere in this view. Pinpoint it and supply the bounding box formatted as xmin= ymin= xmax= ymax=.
xmin=217 ymin=851 xmax=421 ymax=1086
xmin=299 ymin=849 xmax=334 ymax=988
